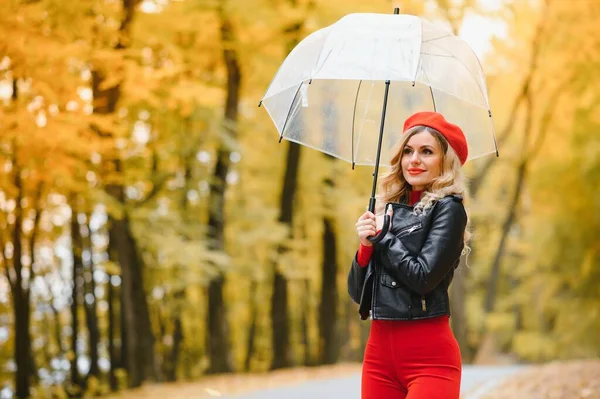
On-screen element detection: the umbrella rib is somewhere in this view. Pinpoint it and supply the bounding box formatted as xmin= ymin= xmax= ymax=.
xmin=425 ymin=42 xmax=489 ymax=107
xmin=351 ymin=80 xmax=363 ymax=169
xmin=421 ymin=66 xmax=437 ymax=112
xmin=280 ymin=136 xmax=357 ymax=164
xmin=278 ymin=82 xmax=305 ymax=142
xmin=422 ymin=33 xmax=452 ymax=43
xmin=420 ymin=52 xmax=455 ymax=58
xmin=313 ymin=48 xmax=334 ymax=78
xmin=429 ymin=86 xmax=437 ymax=112
xmin=355 ymin=81 xmax=376 ymax=168
xmin=413 ymin=19 xmax=424 ymax=85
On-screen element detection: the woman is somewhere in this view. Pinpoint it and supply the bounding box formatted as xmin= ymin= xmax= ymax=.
xmin=348 ymin=111 xmax=470 ymax=399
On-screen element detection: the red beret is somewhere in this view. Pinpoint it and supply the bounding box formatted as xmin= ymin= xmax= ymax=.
xmin=403 ymin=111 xmax=468 ymax=165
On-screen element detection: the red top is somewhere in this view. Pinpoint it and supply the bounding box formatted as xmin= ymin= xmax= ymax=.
xmin=356 ymin=190 xmax=423 ymax=267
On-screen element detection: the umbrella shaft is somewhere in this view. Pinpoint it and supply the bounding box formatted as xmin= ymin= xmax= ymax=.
xmin=368 ymin=80 xmax=391 ymax=213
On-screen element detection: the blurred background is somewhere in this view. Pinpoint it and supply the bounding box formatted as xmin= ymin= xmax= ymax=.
xmin=0 ymin=0 xmax=598 ymax=397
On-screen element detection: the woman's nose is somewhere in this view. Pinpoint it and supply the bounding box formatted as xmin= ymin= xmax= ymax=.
xmin=410 ymin=152 xmax=421 ymax=164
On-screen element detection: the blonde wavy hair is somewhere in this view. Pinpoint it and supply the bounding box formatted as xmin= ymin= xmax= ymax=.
xmin=376 ymin=125 xmax=471 ymax=246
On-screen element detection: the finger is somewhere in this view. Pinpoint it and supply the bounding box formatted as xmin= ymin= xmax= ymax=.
xmin=357 ymin=223 xmax=377 ymax=232
xmin=357 ymin=226 xmax=376 ymax=233
xmin=359 ymin=211 xmax=375 ymax=220
xmin=358 ymin=216 xmax=375 ymax=226
xmin=359 ymin=226 xmax=377 ymax=234
xmin=358 ymin=219 xmax=377 ymax=226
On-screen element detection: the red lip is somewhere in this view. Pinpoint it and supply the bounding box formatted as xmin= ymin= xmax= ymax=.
xmin=408 ymin=168 xmax=426 ymax=174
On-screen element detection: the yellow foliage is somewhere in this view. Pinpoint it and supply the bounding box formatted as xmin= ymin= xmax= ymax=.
xmin=0 ymin=0 xmax=599 ymax=386
xmin=512 ymin=332 xmax=557 ymax=362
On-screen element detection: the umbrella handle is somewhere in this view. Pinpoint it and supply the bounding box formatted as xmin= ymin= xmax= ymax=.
xmin=367 ymin=214 xmax=390 ymax=244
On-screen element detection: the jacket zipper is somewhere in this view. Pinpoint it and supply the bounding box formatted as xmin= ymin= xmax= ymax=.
xmin=421 ymin=297 xmax=427 ymax=311
xmin=398 ymin=223 xmax=422 ymax=237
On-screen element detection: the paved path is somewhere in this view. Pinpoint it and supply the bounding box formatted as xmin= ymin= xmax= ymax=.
xmin=223 ymin=365 xmax=526 ymax=399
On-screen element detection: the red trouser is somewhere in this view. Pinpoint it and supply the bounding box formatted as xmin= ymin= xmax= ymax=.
xmin=362 ymin=316 xmax=461 ymax=399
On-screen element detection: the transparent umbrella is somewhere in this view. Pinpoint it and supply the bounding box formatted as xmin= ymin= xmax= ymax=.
xmin=259 ymin=9 xmax=497 ymax=241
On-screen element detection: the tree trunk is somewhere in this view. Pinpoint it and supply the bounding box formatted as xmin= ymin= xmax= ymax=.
xmin=92 ymin=0 xmax=157 ymax=384
xmin=450 ymin=257 xmax=472 ymax=361
xmin=270 ymin=269 xmax=290 ymax=370
xmin=42 ymin=313 xmax=54 ymax=368
xmin=83 ymin=216 xmax=100 ymax=379
xmin=27 ymin=195 xmax=41 ymax=386
xmin=108 ymin=211 xmax=157 ymax=386
xmin=2 ymin=83 xmax=35 ymax=399
xmin=10 ymin=166 xmax=31 ymax=399
xmin=475 ymin=163 xmax=528 ymax=365
xmin=466 ymin=10 xmax=555 ymax=322
xmin=484 ymin=162 xmax=528 ymax=313
xmin=301 ymin=279 xmax=312 ymax=366
xmin=206 ymin=273 xmax=232 ymax=373
xmin=269 ymin=142 xmax=302 ymax=371
xmin=70 ymin=201 xmax=83 ymax=389
xmin=205 ymin=6 xmax=241 ymax=374
xmin=168 ymin=315 xmax=183 ymax=381
xmin=166 ymin=144 xmax=195 ymax=381
xmin=167 ymin=290 xmax=185 ymax=381
xmin=107 ymin=273 xmax=118 ymax=391
xmin=511 ymin=276 xmax=523 ymax=331
xmin=50 ymin=302 xmax=65 ymax=357
xmin=316 ymin=68 xmax=340 ymax=362
xmin=12 ymin=288 xmax=31 ymax=399
xmin=268 ymin=1 xmax=310 ymax=369
xmin=483 ymin=71 xmax=567 ymax=315
xmin=119 ymin=283 xmax=128 ymax=374
xmin=318 ymin=214 xmax=339 ymax=365
xmin=244 ymin=280 xmax=258 ymax=372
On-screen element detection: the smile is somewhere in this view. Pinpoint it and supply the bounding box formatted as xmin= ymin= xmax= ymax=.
xmin=408 ymin=169 xmax=426 ymax=175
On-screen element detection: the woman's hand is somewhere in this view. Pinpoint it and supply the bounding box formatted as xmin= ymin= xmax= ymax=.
xmin=356 ymin=211 xmax=377 ymax=247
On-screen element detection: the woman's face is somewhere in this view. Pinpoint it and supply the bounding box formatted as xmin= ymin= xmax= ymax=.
xmin=400 ymin=130 xmax=443 ymax=191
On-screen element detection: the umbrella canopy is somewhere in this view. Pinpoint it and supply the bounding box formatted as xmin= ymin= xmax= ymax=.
xmin=260 ymin=12 xmax=497 ymax=167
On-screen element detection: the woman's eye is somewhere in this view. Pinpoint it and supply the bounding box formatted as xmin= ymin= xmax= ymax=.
xmin=422 ymin=149 xmax=433 ymax=155
xmin=403 ymin=148 xmax=412 ymax=155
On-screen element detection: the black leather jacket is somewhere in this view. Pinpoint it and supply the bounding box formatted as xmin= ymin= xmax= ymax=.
xmin=348 ymin=195 xmax=467 ymax=321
